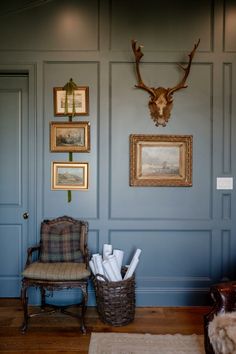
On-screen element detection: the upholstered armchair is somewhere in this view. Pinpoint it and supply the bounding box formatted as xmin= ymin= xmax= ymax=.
xmin=204 ymin=281 xmax=236 ymax=354
xmin=21 ymin=216 xmax=91 ymax=334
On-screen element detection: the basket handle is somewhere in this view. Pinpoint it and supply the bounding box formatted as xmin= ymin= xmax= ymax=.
xmin=94 ymin=273 xmax=109 ymax=282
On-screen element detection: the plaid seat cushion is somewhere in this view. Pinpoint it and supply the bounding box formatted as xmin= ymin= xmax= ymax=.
xmin=40 ymin=220 xmax=83 ymax=263
xmin=22 ymin=262 xmax=91 ymax=280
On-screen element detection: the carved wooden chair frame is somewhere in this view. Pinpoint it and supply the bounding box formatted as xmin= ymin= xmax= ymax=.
xmin=21 ymin=216 xmax=90 ymax=334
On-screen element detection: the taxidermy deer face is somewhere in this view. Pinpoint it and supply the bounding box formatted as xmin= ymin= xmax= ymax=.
xmin=131 ymin=39 xmax=200 ymax=127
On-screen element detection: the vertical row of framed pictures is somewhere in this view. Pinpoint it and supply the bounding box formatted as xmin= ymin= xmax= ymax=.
xmin=51 ymin=86 xmax=90 ymax=191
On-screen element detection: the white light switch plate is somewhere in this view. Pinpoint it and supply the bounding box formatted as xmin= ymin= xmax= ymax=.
xmin=216 ymin=177 xmax=233 ymax=190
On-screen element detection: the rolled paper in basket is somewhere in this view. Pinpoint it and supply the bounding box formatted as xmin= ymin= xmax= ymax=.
xmin=89 ymin=260 xmax=96 ymax=275
xmin=133 ymin=248 xmax=142 ymax=259
xmin=113 ymin=249 xmax=124 ymax=271
xmin=92 ymin=254 xmax=105 ymax=281
xmin=103 ymin=244 xmax=112 ymax=260
xmin=107 ymin=254 xmax=122 ymax=281
xmin=102 ymin=259 xmax=118 ymax=281
xmin=124 ymin=257 xmax=139 ymax=280
xmin=123 ymin=248 xmax=141 ymax=280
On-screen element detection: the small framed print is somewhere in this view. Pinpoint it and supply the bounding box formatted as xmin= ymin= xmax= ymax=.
xmin=53 ymin=86 xmax=89 ymax=116
xmin=130 ymin=134 xmax=192 ymax=187
xmin=50 ymin=121 xmax=90 ymax=152
xmin=52 ymin=162 xmax=89 ymax=190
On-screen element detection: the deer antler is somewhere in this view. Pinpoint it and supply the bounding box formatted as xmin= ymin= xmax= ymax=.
xmin=167 ymin=39 xmax=200 ymax=99
xmin=131 ymin=39 xmax=156 ymax=97
xmin=131 ymin=38 xmax=200 ymax=127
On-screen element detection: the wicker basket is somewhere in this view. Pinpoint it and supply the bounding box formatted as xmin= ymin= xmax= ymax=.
xmin=93 ymin=268 xmax=135 ymax=326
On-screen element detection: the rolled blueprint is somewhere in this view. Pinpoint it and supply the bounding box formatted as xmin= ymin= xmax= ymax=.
xmin=89 ymin=260 xmax=96 ymax=275
xmin=107 ymin=254 xmax=122 ymax=281
xmin=113 ymin=249 xmax=124 ymax=271
xmin=124 ymin=257 xmax=139 ymax=280
xmin=133 ymin=248 xmax=141 ymax=259
xmin=103 ymin=244 xmax=113 ymax=260
xmin=124 ymin=248 xmax=142 ymax=280
xmin=92 ymin=254 xmax=105 ymax=281
xmin=102 ymin=259 xmax=118 ymax=281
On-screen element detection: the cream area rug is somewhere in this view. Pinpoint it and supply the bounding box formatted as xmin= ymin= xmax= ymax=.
xmin=88 ymin=332 xmax=205 ymax=354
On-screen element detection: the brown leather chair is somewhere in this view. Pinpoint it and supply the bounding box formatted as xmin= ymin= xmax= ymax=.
xmin=21 ymin=216 xmax=91 ymax=334
xmin=204 ymin=281 xmax=236 ymax=353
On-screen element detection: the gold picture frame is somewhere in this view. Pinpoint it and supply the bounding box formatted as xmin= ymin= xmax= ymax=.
xmin=50 ymin=121 xmax=90 ymax=152
xmin=130 ymin=135 xmax=192 ymax=187
xmin=51 ymin=162 xmax=89 ymax=190
xmin=53 ymin=86 xmax=89 ymax=116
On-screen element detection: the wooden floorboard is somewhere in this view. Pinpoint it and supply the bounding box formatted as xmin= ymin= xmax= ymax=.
xmin=0 ymin=299 xmax=210 ymax=353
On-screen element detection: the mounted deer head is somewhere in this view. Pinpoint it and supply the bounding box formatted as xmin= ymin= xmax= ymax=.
xmin=131 ymin=39 xmax=200 ymax=127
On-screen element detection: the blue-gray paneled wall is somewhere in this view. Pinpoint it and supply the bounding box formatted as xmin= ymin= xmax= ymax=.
xmin=0 ymin=0 xmax=235 ymax=305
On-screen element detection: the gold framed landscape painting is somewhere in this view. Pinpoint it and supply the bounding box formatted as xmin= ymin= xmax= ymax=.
xmin=129 ymin=135 xmax=192 ymax=187
xmin=50 ymin=121 xmax=90 ymax=152
xmin=51 ymin=162 xmax=88 ymax=190
xmin=53 ymin=86 xmax=89 ymax=116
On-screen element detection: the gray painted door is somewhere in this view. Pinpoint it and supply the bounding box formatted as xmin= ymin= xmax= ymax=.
xmin=0 ymin=75 xmax=29 ymax=297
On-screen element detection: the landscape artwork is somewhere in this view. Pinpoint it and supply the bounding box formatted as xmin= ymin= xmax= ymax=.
xmin=52 ymin=162 xmax=88 ymax=190
xmin=50 ymin=122 xmax=90 ymax=152
xmin=141 ymin=145 xmax=180 ymax=177
xmin=57 ymin=127 xmax=84 ymax=146
xmin=58 ymin=167 xmax=83 ymax=185
xmin=130 ymin=134 xmax=192 ymax=187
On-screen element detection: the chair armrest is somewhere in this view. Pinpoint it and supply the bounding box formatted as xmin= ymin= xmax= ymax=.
xmin=26 ymin=245 xmax=40 ymax=265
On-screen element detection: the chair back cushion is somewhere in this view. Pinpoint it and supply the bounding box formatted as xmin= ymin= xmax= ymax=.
xmin=40 ymin=216 xmax=85 ymax=263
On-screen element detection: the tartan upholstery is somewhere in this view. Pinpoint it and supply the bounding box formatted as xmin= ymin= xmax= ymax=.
xmin=40 ymin=216 xmax=84 ymax=263
xmin=22 ymin=262 xmax=91 ymax=281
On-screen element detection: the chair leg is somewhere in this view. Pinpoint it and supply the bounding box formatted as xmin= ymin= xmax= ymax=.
xmin=21 ymin=280 xmax=28 ymax=334
xmin=80 ymin=283 xmax=88 ymax=334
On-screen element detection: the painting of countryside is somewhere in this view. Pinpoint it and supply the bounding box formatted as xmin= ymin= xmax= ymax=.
xmin=141 ymin=145 xmax=180 ymax=177
xmin=57 ymin=167 xmax=83 ymax=186
xmin=56 ymin=127 xmax=85 ymax=147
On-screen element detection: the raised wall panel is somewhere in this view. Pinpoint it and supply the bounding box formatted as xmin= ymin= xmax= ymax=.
xmin=110 ymin=63 xmax=212 ymax=219
xmin=88 ymin=230 xmax=99 ymax=255
xmin=0 ymin=90 xmax=21 ymax=205
xmin=43 ymin=62 xmax=99 ymax=219
xmin=221 ymin=230 xmax=231 ymax=279
xmin=109 ymin=230 xmax=212 ymax=280
xmin=222 ymin=194 xmax=231 ymax=219
xmin=223 ymin=63 xmax=232 ymax=173
xmin=224 ymin=0 xmax=236 ymax=52
xmin=110 ymin=0 xmax=213 ymax=51
xmin=0 ymin=0 xmax=99 ymax=51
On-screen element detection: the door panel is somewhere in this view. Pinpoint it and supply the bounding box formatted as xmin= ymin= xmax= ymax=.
xmin=0 ymin=75 xmax=29 ymax=297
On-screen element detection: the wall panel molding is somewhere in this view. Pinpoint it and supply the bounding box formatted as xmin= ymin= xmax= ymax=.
xmin=42 ymin=61 xmax=99 ymax=220
xmin=109 ymin=62 xmax=213 ymax=221
xmin=110 ymin=0 xmax=213 ymax=52
xmin=0 ymin=0 xmax=100 ymax=52
xmin=221 ymin=230 xmax=231 ymax=279
xmin=223 ymin=0 xmax=236 ymax=52
xmin=222 ymin=193 xmax=231 ymax=219
xmin=222 ymin=63 xmax=232 ymax=173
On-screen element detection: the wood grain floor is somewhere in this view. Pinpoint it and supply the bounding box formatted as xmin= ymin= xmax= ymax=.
xmin=0 ymin=299 xmax=210 ymax=353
